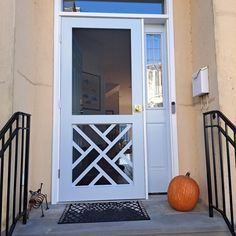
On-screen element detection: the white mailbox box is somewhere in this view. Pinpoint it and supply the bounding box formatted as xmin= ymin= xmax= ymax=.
xmin=192 ymin=67 xmax=209 ymax=97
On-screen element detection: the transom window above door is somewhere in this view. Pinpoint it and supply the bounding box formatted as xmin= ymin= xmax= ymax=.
xmin=63 ymin=0 xmax=165 ymax=14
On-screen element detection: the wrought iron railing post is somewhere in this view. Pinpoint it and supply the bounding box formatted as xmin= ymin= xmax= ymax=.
xmin=210 ymin=114 xmax=218 ymax=208
xmin=19 ymin=115 xmax=25 ymax=215
xmin=217 ymin=114 xmax=226 ymax=214
xmin=0 ymin=112 xmax=31 ymax=235
xmin=225 ymin=124 xmax=235 ymax=233
xmin=204 ymin=110 xmax=236 ymax=235
xmin=23 ymin=115 xmax=31 ymax=224
xmin=0 ymin=136 xmax=5 ymax=234
xmin=203 ymin=113 xmax=213 ymax=217
xmin=6 ymin=126 xmax=13 ymax=235
xmin=12 ymin=116 xmax=19 ymax=225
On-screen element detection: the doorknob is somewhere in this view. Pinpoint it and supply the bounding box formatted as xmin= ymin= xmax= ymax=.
xmin=134 ymin=104 xmax=142 ymax=113
xmin=171 ymin=101 xmax=176 ymax=114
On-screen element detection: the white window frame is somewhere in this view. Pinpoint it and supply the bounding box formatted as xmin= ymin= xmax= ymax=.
xmin=52 ymin=0 xmax=178 ymax=204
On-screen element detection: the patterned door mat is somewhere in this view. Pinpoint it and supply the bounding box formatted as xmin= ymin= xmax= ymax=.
xmin=58 ymin=201 xmax=150 ymax=224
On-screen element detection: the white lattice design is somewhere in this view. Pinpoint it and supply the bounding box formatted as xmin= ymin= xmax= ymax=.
xmin=72 ymin=124 xmax=133 ymax=186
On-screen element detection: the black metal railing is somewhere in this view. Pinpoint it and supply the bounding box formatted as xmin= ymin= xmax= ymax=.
xmin=0 ymin=112 xmax=31 ymax=236
xmin=204 ymin=110 xmax=236 ymax=236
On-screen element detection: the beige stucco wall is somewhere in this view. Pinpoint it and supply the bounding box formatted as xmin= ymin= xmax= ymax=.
xmin=0 ymin=0 xmax=15 ymax=127
xmin=213 ymin=0 xmax=236 ymax=121
xmin=173 ymin=0 xmax=195 ymax=180
xmin=191 ymin=0 xmax=219 ymax=110
xmin=174 ymin=0 xmax=221 ymax=202
xmin=0 ymin=0 xmax=15 ymax=228
xmin=173 ymin=0 xmax=205 ymax=199
xmin=2 ymin=0 xmax=235 ymax=206
xmin=212 ymin=0 xmax=236 ymax=217
xmin=13 ymin=0 xmax=54 ymax=199
xmin=8 ymin=0 xmax=212 ymax=202
xmin=190 ymin=0 xmax=219 ymax=202
xmin=187 ymin=0 xmax=236 ymax=211
xmin=10 ymin=0 xmax=203 ymax=202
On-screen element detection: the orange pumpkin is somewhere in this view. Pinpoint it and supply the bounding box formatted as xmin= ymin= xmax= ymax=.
xmin=167 ymin=172 xmax=200 ymax=211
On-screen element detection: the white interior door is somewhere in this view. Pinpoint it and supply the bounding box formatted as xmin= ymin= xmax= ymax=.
xmin=145 ymin=25 xmax=172 ymax=193
xmin=59 ymin=17 xmax=145 ymax=202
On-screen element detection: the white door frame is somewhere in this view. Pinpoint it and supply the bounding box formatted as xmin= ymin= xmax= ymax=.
xmin=52 ymin=0 xmax=178 ymax=204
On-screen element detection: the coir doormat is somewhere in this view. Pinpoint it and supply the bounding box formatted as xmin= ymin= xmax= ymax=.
xmin=58 ymin=201 xmax=150 ymax=224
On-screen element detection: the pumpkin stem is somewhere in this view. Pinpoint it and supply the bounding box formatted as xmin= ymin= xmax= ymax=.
xmin=186 ymin=172 xmax=191 ymax=177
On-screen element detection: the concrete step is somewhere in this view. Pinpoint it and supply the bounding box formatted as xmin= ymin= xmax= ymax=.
xmin=12 ymin=222 xmax=232 ymax=236
xmin=13 ymin=195 xmax=231 ymax=236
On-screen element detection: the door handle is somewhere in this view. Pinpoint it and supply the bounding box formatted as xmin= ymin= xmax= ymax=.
xmin=171 ymin=101 xmax=176 ymax=114
xmin=134 ymin=104 xmax=142 ymax=113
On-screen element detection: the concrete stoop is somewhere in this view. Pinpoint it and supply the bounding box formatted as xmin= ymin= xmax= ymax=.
xmin=13 ymin=195 xmax=231 ymax=236
xmin=13 ymin=230 xmax=231 ymax=236
xmin=12 ymin=223 xmax=231 ymax=236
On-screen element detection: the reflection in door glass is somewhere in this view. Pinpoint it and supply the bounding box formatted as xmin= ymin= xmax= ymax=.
xmin=72 ymin=28 xmax=132 ymax=115
xmin=146 ymin=34 xmax=163 ymax=108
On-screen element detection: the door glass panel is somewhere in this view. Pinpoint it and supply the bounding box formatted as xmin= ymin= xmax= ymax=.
xmin=63 ymin=0 xmax=165 ymax=14
xmin=146 ymin=33 xmax=163 ymax=108
xmin=72 ymin=124 xmax=133 ymax=186
xmin=72 ymin=28 xmax=132 ymax=115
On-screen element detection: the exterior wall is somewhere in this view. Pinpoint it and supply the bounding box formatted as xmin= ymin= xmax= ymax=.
xmin=13 ymin=0 xmax=54 ymax=199
xmin=190 ymin=0 xmax=219 ymax=202
xmin=0 ymin=0 xmax=15 ymax=229
xmin=9 ymin=0 xmax=211 ymax=202
xmin=178 ymin=0 xmax=236 ymax=206
xmin=0 ymin=0 xmax=15 ymax=127
xmin=213 ymin=0 xmax=236 ymax=121
xmin=3 ymin=0 xmax=234 ymax=204
xmin=173 ymin=0 xmax=201 ymax=193
xmin=212 ymin=0 xmax=236 ymax=217
xmin=174 ymin=0 xmax=219 ymax=202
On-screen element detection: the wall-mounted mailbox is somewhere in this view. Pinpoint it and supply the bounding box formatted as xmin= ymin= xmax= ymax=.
xmin=192 ymin=67 xmax=209 ymax=97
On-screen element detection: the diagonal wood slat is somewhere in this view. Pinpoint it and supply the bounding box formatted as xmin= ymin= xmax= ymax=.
xmin=90 ymin=125 xmax=111 ymax=145
xmin=72 ymin=124 xmax=133 ymax=186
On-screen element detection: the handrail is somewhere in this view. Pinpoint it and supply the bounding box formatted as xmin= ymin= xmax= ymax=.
xmin=0 ymin=112 xmax=31 ymax=236
xmin=0 ymin=112 xmax=30 ymax=139
xmin=204 ymin=110 xmax=236 ymax=132
xmin=203 ymin=110 xmax=236 ymax=236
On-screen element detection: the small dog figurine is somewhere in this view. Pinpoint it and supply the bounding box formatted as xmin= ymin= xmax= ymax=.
xmin=28 ymin=183 xmax=49 ymax=217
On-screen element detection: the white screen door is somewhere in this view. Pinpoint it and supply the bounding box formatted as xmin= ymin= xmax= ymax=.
xmin=59 ymin=17 xmax=145 ymax=202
